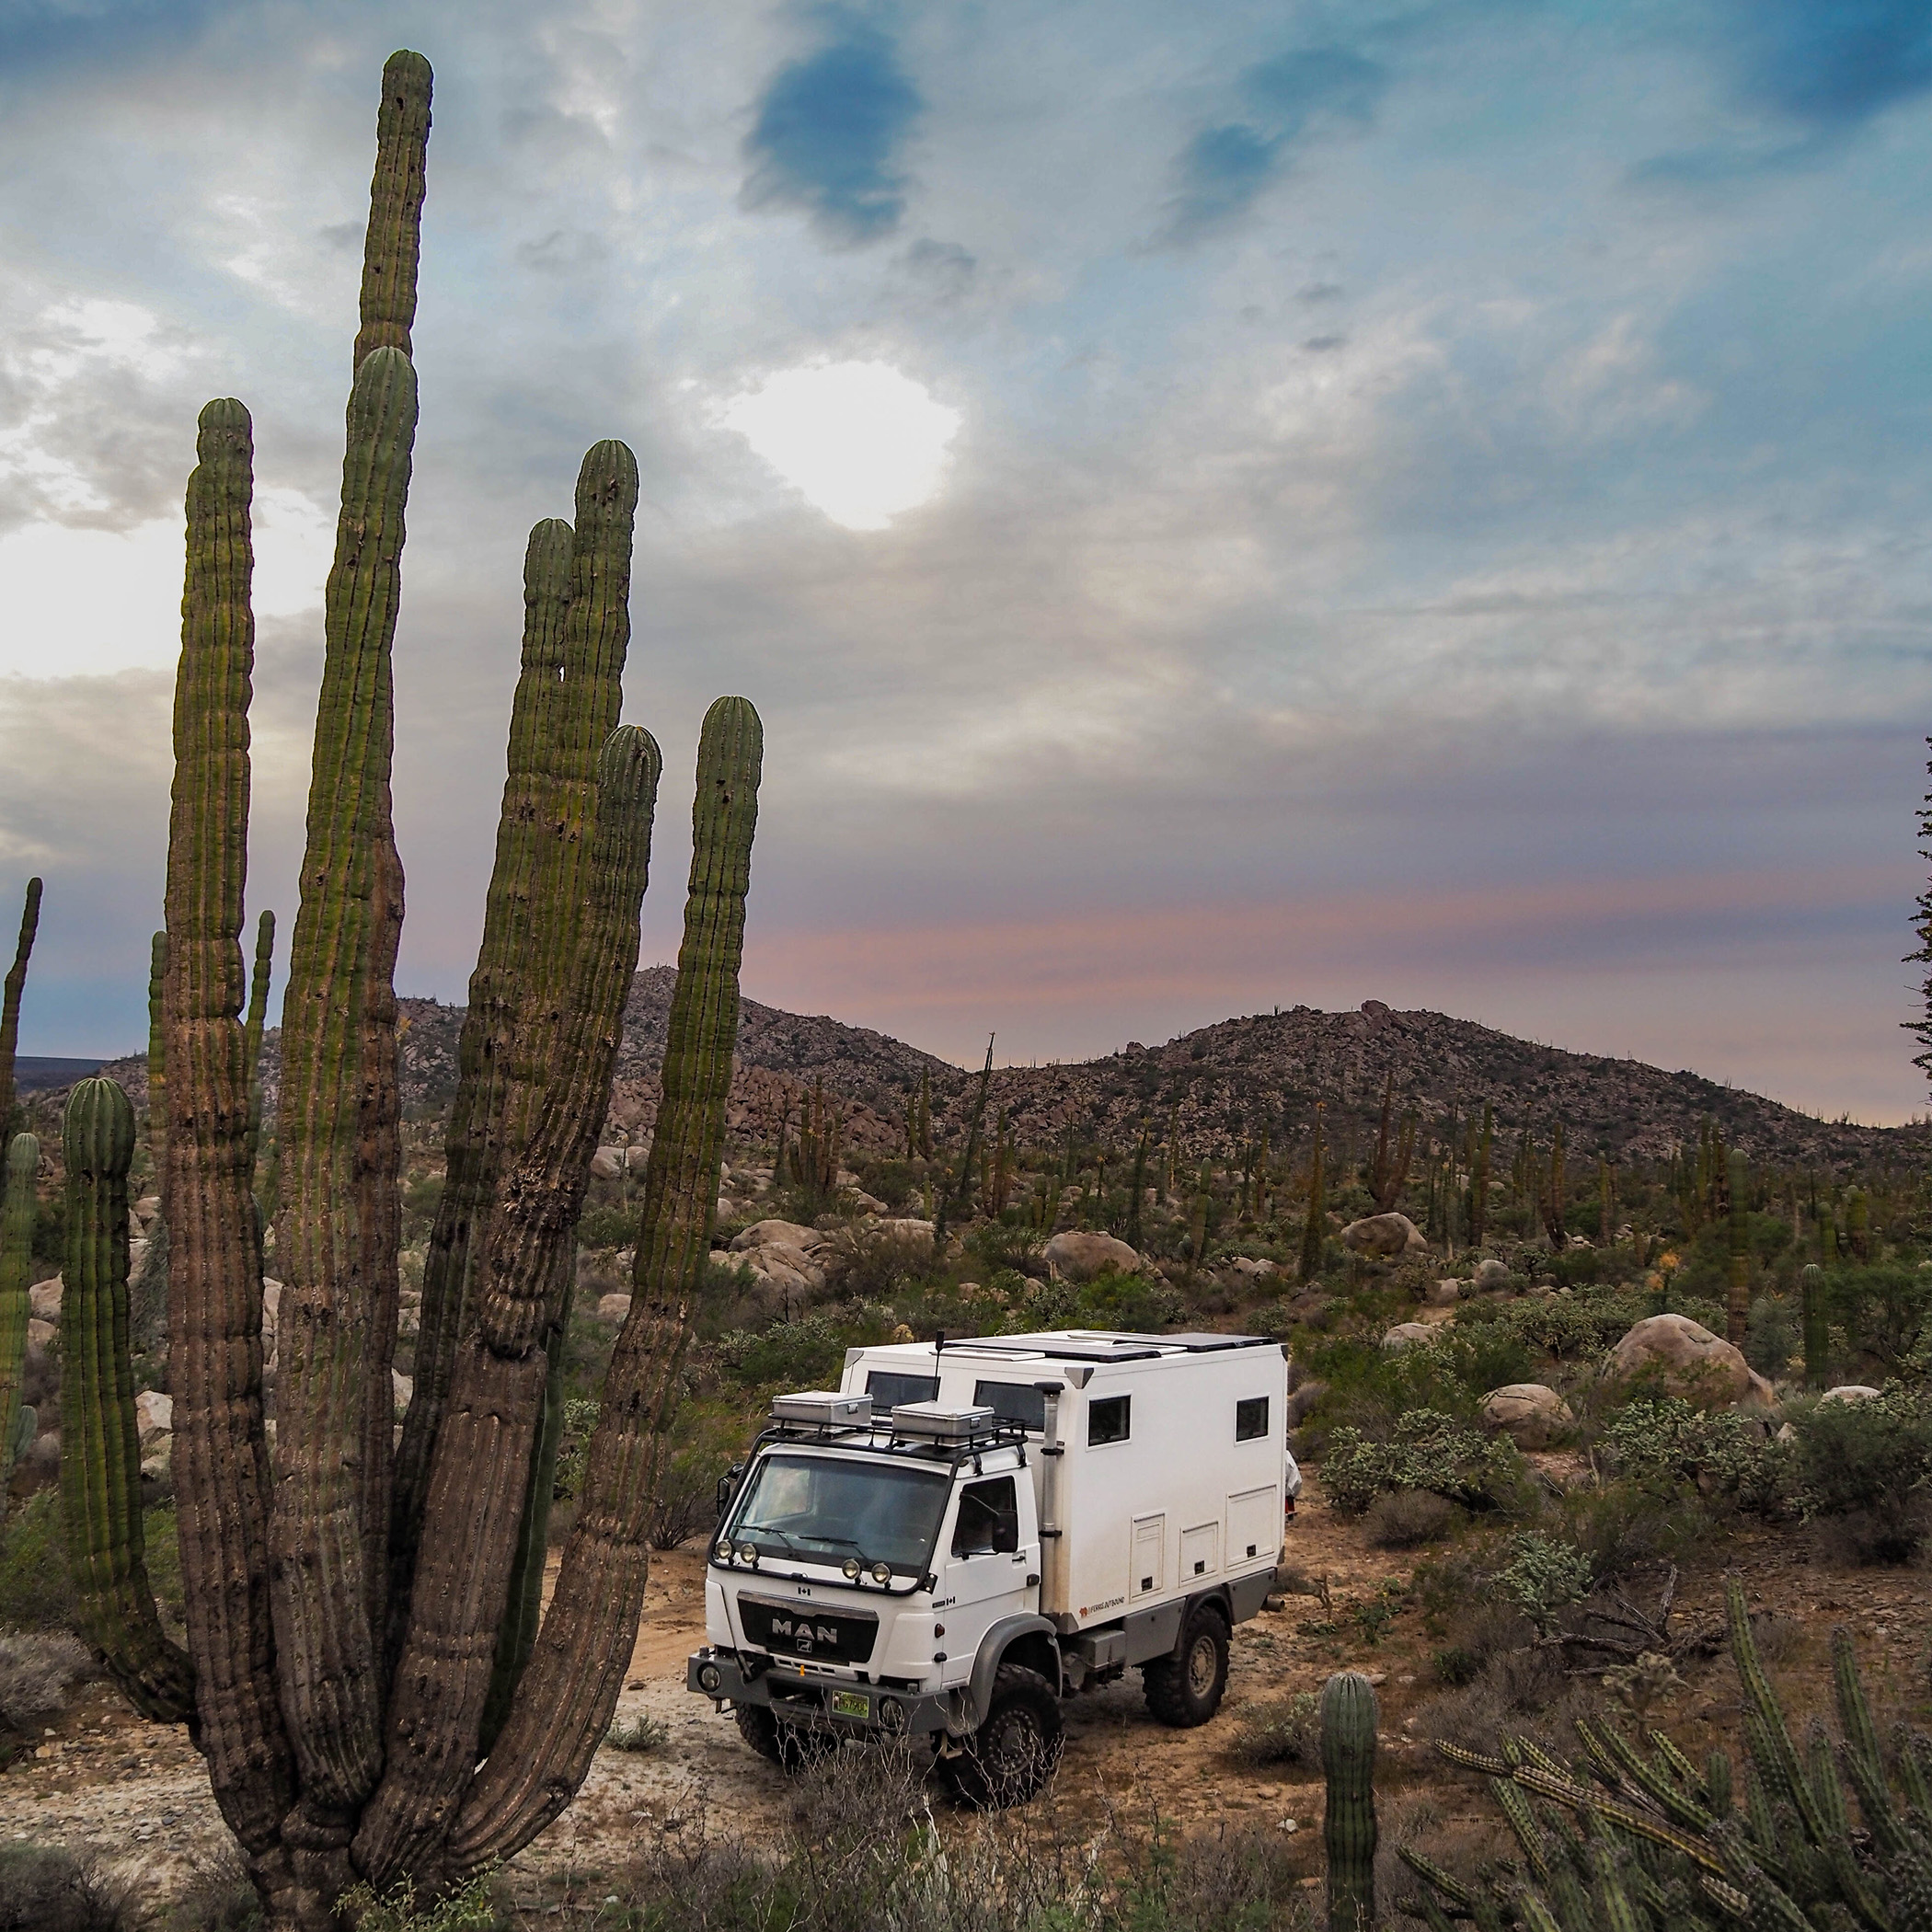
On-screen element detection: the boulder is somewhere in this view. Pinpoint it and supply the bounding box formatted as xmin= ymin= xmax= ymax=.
xmin=874 ymin=1218 xmax=937 ymax=1259
xmin=1424 ymin=1279 xmax=1462 ymax=1308
xmin=1226 ymin=1257 xmax=1280 ymax=1284
xmin=1382 ymin=1322 xmax=1438 ymax=1351
xmin=392 ymin=1369 xmax=413 ymax=1417
xmin=26 ymin=1319 xmax=54 ymax=1351
xmin=1340 ymin=1214 xmax=1427 ymax=1259
xmin=28 ymin=1278 xmax=61 ymax=1322
xmin=261 ymin=1279 xmax=283 ymax=1340
xmin=596 ymin=1293 xmax=633 ymax=1325
xmin=1482 ymin=1383 xmax=1574 ymax=1449
xmin=134 ymin=1195 xmax=162 ymax=1227
xmin=1042 ymin=1231 xmax=1141 ymax=1282
xmin=849 ymin=1191 xmax=889 ymax=1215
xmin=134 ymin=1390 xmax=173 ymax=1445
xmin=1604 ymin=1314 xmax=1776 ymax=1410
xmin=590 ymin=1147 xmax=625 ymax=1180
xmin=1820 ymin=1384 xmax=1883 ymax=1405
xmin=1474 ymin=1258 xmax=1511 ymax=1287
xmin=730 ymin=1218 xmax=825 ymax=1255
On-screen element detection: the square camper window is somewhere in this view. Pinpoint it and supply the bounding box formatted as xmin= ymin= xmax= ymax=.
xmin=973 ymin=1380 xmax=1048 ymax=1432
xmin=1087 ymin=1395 xmax=1131 ymax=1445
xmin=951 ymin=1476 xmax=1019 ymax=1557
xmin=1236 ymin=1396 xmax=1270 ymax=1442
xmin=867 ymin=1370 xmax=940 ymax=1409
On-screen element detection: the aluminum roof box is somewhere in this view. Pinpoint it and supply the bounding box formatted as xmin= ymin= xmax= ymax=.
xmin=770 ymin=1391 xmax=872 ymax=1427
xmin=891 ymin=1401 xmax=998 ymax=1442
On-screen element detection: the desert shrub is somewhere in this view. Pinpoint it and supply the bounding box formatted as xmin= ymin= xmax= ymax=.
xmin=0 ymin=1489 xmax=76 ymax=1630
xmin=964 ymin=1219 xmax=1043 ymax=1277
xmin=0 ymin=1630 xmax=94 ymax=1734
xmin=1494 ymin=1531 xmax=1593 ymax=1633
xmin=575 ymin=1203 xmax=634 ymax=1250
xmin=1228 ymin=1690 xmax=1320 ymax=1765
xmin=1459 ymin=1284 xmax=1720 ymax=1361
xmin=857 ymin=1158 xmax=920 ymax=1211
xmin=604 ymin=1712 xmax=669 ymax=1754
xmin=1827 ymin=1264 xmax=1932 ymax=1374
xmin=0 ymin=1843 xmax=130 ymax=1932
xmin=1557 ymin=1478 xmax=1707 ymax=1583
xmin=1790 ymin=1385 xmax=1932 ymax=1563
xmin=336 ymin=1873 xmax=497 ymax=1932
xmin=1322 ymin=1409 xmax=1524 ymax=1514
xmin=1077 ymin=1269 xmax=1183 ymax=1331
xmin=1596 ymin=1397 xmax=1797 ymax=1518
xmin=549 ymin=1396 xmax=603 ymax=1505
xmin=718 ymin=1313 xmax=849 ymax=1390
xmin=1744 ymin=1292 xmax=1800 ymax=1377
xmin=645 ymin=1399 xmax=750 ymax=1551
xmin=1363 ymin=1489 xmax=1455 ymax=1548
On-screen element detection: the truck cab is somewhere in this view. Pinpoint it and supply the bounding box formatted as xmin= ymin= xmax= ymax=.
xmin=687 ymin=1328 xmax=1290 ymax=1804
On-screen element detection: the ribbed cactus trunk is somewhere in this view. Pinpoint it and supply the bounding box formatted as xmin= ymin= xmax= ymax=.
xmin=0 ymin=878 xmax=41 ymax=1137
xmin=146 ymin=932 xmax=167 ymax=1184
xmin=1800 ymin=1263 xmax=1828 ymax=1391
xmin=442 ymin=696 xmax=762 ymax=1872
xmin=0 ymin=1132 xmax=37 ymax=1515
xmin=1321 ymin=1669 xmax=1379 ymax=1932
xmin=1726 ymin=1149 xmax=1750 ymax=1347
xmin=60 ymin=1078 xmax=194 ymax=1721
xmin=1469 ymin=1101 xmax=1490 ymax=1248
xmin=161 ymin=396 xmax=300 ymax=1904
xmin=356 ymin=719 xmax=659 ymax=1883
xmin=1300 ymin=1105 xmax=1325 ymax=1282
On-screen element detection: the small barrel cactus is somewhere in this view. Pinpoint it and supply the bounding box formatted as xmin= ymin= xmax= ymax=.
xmin=1321 ymin=1669 xmax=1379 ymax=1932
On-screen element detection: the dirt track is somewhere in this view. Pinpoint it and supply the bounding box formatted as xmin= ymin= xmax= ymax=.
xmin=6 ymin=1466 xmax=1931 ymax=1918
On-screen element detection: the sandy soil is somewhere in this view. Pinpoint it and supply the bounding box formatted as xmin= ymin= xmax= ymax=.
xmin=6 ymin=1465 xmax=1930 ymax=1921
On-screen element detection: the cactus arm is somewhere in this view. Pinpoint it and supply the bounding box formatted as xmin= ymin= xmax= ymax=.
xmin=394 ymin=516 xmax=574 ymax=1595
xmin=59 ymin=1078 xmax=194 ymax=1720
xmin=1321 ymin=1670 xmax=1379 ymax=1932
xmin=0 ymin=1133 xmax=38 ymax=1512
xmin=355 ymin=722 xmax=659 ymax=1883
xmin=353 ymin=52 xmax=431 ymax=371
xmin=445 ymin=696 xmax=760 ymax=1871
xmin=1729 ymin=1575 xmax=1830 ymax=1846
xmin=162 ymin=398 xmax=299 ymax=1885
xmin=270 ymin=342 xmax=418 ymax=1844
xmin=0 ymin=878 xmax=41 ymax=1136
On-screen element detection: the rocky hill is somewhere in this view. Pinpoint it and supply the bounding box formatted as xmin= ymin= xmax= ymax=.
xmin=90 ymin=977 xmax=1922 ymax=1175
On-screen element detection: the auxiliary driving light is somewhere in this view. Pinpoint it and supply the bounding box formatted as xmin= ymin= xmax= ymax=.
xmin=697 ymin=1661 xmax=723 ymax=1695
xmin=842 ymin=1557 xmax=862 ymax=1580
xmin=870 ymin=1560 xmax=891 ymax=1586
xmin=713 ymin=1540 xmax=734 ymax=1564
xmin=877 ymin=1696 xmax=907 ymax=1734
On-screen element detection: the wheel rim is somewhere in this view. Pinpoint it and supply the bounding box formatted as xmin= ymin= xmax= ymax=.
xmin=983 ymin=1708 xmax=1047 ymax=1793
xmin=1185 ymin=1632 xmax=1219 ymax=1698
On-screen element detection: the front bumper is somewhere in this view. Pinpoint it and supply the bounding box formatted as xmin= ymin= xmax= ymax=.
xmin=688 ymin=1646 xmax=961 ymax=1739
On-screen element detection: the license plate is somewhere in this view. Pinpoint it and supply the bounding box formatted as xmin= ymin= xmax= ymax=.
xmin=831 ymin=1690 xmax=870 ymax=1719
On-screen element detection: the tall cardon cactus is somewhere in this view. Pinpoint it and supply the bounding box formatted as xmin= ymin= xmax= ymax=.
xmin=61 ymin=1078 xmax=194 ymax=1720
xmin=1322 ymin=1669 xmax=1379 ymax=1932
xmin=143 ymin=50 xmax=765 ymax=1930
xmin=1725 ymin=1148 xmax=1750 ymax=1347
xmin=0 ymin=1132 xmax=38 ymax=1515
xmin=1800 ymin=1261 xmax=1828 ymax=1391
xmin=0 ymin=877 xmax=41 ymax=1136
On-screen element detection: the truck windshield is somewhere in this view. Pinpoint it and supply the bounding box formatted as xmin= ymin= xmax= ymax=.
xmin=730 ymin=1452 xmax=951 ymax=1575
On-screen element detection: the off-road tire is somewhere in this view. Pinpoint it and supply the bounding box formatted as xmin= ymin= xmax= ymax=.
xmin=1142 ymin=1602 xmax=1229 ymax=1728
xmin=733 ymin=1702 xmax=835 ymax=1773
xmin=942 ymin=1664 xmax=1064 ymax=1809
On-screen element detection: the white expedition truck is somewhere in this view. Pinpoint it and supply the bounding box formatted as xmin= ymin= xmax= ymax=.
xmin=686 ymin=1328 xmax=1296 ymax=1804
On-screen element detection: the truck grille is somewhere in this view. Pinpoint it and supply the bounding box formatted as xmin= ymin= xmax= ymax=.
xmin=739 ymin=1594 xmax=880 ymax=1665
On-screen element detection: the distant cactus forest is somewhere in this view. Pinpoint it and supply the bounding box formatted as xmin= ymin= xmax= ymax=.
xmin=4 ymin=46 xmax=1932 ymax=1932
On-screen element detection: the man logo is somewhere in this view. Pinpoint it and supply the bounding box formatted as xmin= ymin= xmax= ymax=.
xmin=769 ymin=1616 xmax=840 ymax=1648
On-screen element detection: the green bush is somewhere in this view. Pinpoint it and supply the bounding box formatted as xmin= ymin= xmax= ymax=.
xmin=1595 ymin=1397 xmax=1796 ymax=1519
xmin=575 ymin=1203 xmax=635 ymax=1251
xmin=1790 ymin=1385 xmax=1932 ymax=1561
xmin=1322 ymin=1409 xmax=1524 ymax=1514
xmin=1077 ymin=1269 xmax=1182 ymax=1331
xmin=1743 ymin=1292 xmax=1799 ymax=1377
xmin=1228 ymin=1690 xmax=1320 ymax=1765
xmin=0 ymin=1491 xmax=76 ymax=1631
xmin=719 ymin=1313 xmax=850 ymax=1390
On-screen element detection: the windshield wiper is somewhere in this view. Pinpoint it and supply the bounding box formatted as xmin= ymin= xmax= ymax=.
xmin=796 ymin=1533 xmax=870 ymax=1560
xmin=736 ymin=1522 xmax=805 ymax=1558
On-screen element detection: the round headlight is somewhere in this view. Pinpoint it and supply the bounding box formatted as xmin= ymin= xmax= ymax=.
xmin=870 ymin=1560 xmax=891 ymax=1586
xmin=743 ymin=1543 xmax=760 ymax=1567
xmin=697 ymin=1661 xmax=723 ymax=1694
xmin=714 ymin=1540 xmax=734 ymax=1564
xmin=841 ymin=1557 xmax=862 ymax=1580
xmin=877 ymin=1695 xmax=907 ymax=1734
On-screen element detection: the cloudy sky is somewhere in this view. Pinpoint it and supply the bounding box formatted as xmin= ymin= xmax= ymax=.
xmin=3 ymin=0 xmax=1931 ymax=1125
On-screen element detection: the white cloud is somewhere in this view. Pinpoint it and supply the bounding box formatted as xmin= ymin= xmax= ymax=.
xmin=719 ymin=361 xmax=962 ymax=531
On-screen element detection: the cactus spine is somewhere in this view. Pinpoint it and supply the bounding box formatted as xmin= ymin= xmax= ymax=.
xmin=60 ymin=1078 xmax=194 ymax=1719
xmin=1321 ymin=1669 xmax=1379 ymax=1932
xmin=0 ymin=1132 xmax=37 ymax=1516
xmin=1727 ymin=1148 xmax=1751 ymax=1347
xmin=446 ymin=696 xmax=762 ymax=1869
xmin=0 ymin=877 xmax=41 ymax=1137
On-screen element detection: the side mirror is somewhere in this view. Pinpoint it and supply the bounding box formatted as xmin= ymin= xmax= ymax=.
xmin=716 ymin=1465 xmax=742 ymax=1523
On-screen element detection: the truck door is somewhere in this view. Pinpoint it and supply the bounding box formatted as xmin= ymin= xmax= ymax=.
xmin=935 ymin=1474 xmax=1035 ymax=1685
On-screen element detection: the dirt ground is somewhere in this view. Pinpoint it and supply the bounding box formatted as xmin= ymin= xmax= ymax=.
xmin=6 ymin=1465 xmax=1931 ymax=1921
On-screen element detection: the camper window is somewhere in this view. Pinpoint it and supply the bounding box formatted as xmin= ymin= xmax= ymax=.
xmin=867 ymin=1370 xmax=940 ymax=1409
xmin=1087 ymin=1395 xmax=1131 ymax=1445
xmin=973 ymin=1379 xmax=1048 ymax=1431
xmin=1235 ymin=1397 xmax=1269 ymax=1442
